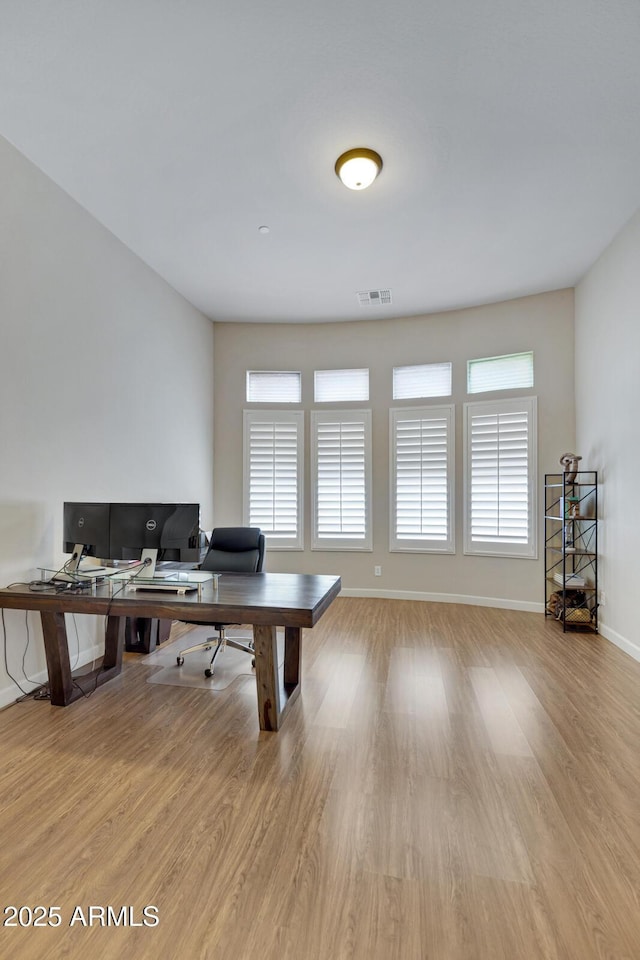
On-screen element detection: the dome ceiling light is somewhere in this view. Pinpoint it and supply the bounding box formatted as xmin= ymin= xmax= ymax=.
xmin=335 ymin=148 xmax=383 ymax=190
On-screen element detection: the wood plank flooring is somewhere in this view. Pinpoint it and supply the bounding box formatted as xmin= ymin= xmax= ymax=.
xmin=0 ymin=598 xmax=639 ymax=959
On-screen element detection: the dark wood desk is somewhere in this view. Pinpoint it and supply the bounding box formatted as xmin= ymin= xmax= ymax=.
xmin=0 ymin=572 xmax=341 ymax=731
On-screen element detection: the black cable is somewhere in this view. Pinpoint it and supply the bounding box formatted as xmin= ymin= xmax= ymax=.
xmin=6 ymin=580 xmax=56 ymax=594
xmin=3 ymin=558 xmax=150 ymax=703
xmin=27 ymin=581 xmax=60 ymax=592
xmin=69 ymin=558 xmax=152 ymax=698
xmin=102 ymin=557 xmax=152 ymax=614
xmin=1 ymin=608 xmax=33 ymax=697
xmin=1 ymin=591 xmax=52 ymax=700
xmin=128 ymin=557 xmax=154 ymax=579
xmin=4 ymin=572 xmax=104 ymax=701
xmin=13 ymin=554 xmax=82 ymax=593
xmin=70 ymin=613 xmax=81 ymax=670
xmin=44 ymin=554 xmax=82 ymax=585
xmin=71 ymin=674 xmax=100 ymax=698
xmin=25 ymin=552 xmax=112 ymax=592
xmin=20 ymin=610 xmax=35 ymax=684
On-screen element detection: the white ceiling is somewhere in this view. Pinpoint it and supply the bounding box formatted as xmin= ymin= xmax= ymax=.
xmin=2 ymin=1 xmax=640 ymax=323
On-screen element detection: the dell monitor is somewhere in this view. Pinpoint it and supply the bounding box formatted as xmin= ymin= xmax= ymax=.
xmin=62 ymin=502 xmax=111 ymax=573
xmin=108 ymin=503 xmax=200 ymax=577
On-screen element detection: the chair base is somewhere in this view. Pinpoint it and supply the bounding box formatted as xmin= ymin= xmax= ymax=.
xmin=176 ymin=628 xmax=255 ymax=677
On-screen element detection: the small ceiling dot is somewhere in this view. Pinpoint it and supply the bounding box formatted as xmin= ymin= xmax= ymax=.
xmin=258 ymin=225 xmax=270 ymax=234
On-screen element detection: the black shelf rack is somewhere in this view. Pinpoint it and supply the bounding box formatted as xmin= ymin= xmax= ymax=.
xmin=544 ymin=471 xmax=598 ymax=632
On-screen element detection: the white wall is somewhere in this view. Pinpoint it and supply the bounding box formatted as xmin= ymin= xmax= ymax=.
xmin=575 ymin=207 xmax=640 ymax=661
xmin=0 ymin=136 xmax=215 ymax=705
xmin=213 ymin=289 xmax=575 ymax=607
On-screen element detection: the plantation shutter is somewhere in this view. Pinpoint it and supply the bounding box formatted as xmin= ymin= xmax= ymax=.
xmin=243 ymin=411 xmax=303 ymax=549
xmin=391 ymin=405 xmax=454 ymax=552
xmin=311 ymin=410 xmax=372 ymax=549
xmin=464 ymin=397 xmax=537 ymax=558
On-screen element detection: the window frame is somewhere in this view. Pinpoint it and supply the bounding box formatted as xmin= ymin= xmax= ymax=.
xmin=392 ymin=362 xmax=453 ymax=400
xmin=389 ymin=404 xmax=455 ymax=554
xmin=466 ymin=351 xmax=534 ymax=395
xmin=463 ymin=396 xmax=538 ymax=559
xmin=243 ymin=409 xmax=304 ymax=551
xmin=245 ymin=370 xmax=302 ymax=404
xmin=313 ymin=368 xmax=370 ymax=403
xmin=310 ymin=408 xmax=372 ymax=551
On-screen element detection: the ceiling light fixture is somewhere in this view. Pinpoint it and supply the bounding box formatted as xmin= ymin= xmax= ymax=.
xmin=335 ymin=148 xmax=383 ymax=190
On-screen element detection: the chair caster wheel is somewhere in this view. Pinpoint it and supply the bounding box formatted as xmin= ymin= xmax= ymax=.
xmin=204 ymin=668 xmax=214 ymax=678
xmin=176 ymin=656 xmax=184 ymax=666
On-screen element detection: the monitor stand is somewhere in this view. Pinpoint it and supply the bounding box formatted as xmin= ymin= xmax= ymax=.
xmin=52 ymin=543 xmax=87 ymax=582
xmin=140 ymin=548 xmax=159 ymax=579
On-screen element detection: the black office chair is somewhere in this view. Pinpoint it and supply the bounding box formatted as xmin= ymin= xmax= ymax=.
xmin=175 ymin=526 xmax=265 ymax=678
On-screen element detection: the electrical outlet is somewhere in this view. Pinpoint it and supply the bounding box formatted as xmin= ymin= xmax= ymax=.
xmin=374 ymin=565 xmax=382 ymax=577
xmin=598 ymin=590 xmax=606 ymax=606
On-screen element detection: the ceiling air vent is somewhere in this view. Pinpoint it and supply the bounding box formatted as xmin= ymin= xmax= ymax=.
xmin=357 ymin=288 xmax=392 ymax=307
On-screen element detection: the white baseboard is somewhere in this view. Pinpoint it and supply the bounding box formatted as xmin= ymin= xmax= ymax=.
xmin=0 ymin=666 xmax=48 ymax=710
xmin=0 ymin=642 xmax=104 ymax=711
xmin=598 ymin=622 xmax=640 ymax=663
xmin=339 ymin=587 xmax=544 ymax=614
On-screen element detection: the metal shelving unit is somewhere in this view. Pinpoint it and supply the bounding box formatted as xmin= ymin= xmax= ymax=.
xmin=544 ymin=471 xmax=598 ymax=632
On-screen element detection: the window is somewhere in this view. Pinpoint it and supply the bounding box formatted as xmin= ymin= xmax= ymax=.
xmin=390 ymin=405 xmax=455 ymax=553
xmin=243 ymin=411 xmax=304 ymax=549
xmin=392 ymin=362 xmax=452 ymax=400
xmin=246 ymin=370 xmax=301 ymax=403
xmin=314 ymin=368 xmax=369 ymax=402
xmin=311 ymin=410 xmax=372 ymax=550
xmin=467 ymin=352 xmax=534 ymax=394
xmin=464 ymin=397 xmax=537 ymax=558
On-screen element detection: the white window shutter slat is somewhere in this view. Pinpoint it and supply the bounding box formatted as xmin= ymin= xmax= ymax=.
xmin=311 ymin=410 xmax=372 ymax=549
xmin=243 ymin=411 xmax=304 ymax=549
xmin=390 ymin=406 xmax=455 ymax=552
xmin=464 ymin=397 xmax=537 ymax=558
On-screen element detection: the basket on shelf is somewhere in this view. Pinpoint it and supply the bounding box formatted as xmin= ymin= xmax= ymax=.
xmin=546 ymin=590 xmax=592 ymax=624
xmin=563 ymin=607 xmax=592 ymax=624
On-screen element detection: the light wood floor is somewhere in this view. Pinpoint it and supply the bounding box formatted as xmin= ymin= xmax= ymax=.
xmin=1 ymin=598 xmax=639 ymax=960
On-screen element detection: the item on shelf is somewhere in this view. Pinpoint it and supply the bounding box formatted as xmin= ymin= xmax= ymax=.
xmin=553 ymin=572 xmax=586 ymax=587
xmin=563 ymin=521 xmax=575 ymax=551
xmin=563 ymin=608 xmax=592 ymax=624
xmin=546 ymin=591 xmax=591 ymax=623
xmin=559 ymin=452 xmax=582 ymax=483
xmin=564 ymin=496 xmax=581 ymax=518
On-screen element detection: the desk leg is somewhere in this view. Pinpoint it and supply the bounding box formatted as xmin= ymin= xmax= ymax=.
xmin=284 ymin=626 xmax=301 ymax=687
xmin=103 ymin=616 xmax=125 ymax=670
xmin=41 ymin=612 xmax=125 ymax=707
xmin=41 ymin=612 xmax=74 ymax=706
xmin=253 ymin=625 xmax=302 ymax=732
xmin=125 ymin=617 xmax=170 ymax=654
xmin=253 ymin=625 xmax=280 ymax=731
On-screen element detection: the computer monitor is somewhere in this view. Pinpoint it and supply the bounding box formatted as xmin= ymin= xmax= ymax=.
xmin=62 ymin=502 xmax=111 ymax=572
xmin=108 ymin=503 xmax=200 ymax=577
